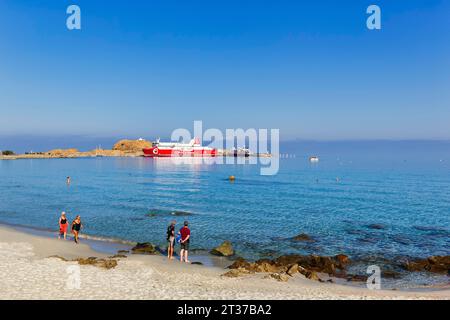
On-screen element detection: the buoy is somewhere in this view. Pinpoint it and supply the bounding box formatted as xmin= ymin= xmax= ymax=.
xmin=229 ymin=175 xmax=235 ymax=181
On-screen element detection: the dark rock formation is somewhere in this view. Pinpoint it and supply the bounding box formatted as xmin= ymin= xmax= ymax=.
xmin=228 ymin=258 xmax=252 ymax=270
xmin=402 ymin=256 xmax=450 ymax=274
xmin=76 ymin=257 xmax=118 ymax=269
xmin=286 ymin=264 xmax=299 ymax=276
xmin=367 ymin=224 xmax=387 ymax=230
xmin=147 ymin=209 xmax=193 ymax=217
xmin=254 ymin=261 xmax=280 ymax=273
xmin=382 ymin=270 xmax=402 ymax=279
xmin=227 ymin=253 xmax=351 ymax=281
xmin=109 ymin=254 xmax=127 ymax=259
xmin=304 ymin=270 xmax=319 ymax=281
xmin=292 ymin=233 xmax=314 ymax=241
xmin=346 ymin=274 xmax=368 ymax=282
xmin=222 ymin=268 xmax=253 ymax=278
xmin=131 ymin=242 xmax=157 ymax=255
xmin=210 ymin=241 xmax=234 ymax=256
xmin=273 ymin=254 xmax=350 ymax=274
xmin=265 ymin=273 xmax=289 ymax=282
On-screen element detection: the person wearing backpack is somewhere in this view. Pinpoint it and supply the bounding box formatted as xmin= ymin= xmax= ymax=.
xmin=166 ymin=220 xmax=176 ymax=260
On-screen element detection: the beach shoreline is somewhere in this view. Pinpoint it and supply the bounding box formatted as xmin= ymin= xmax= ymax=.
xmin=0 ymin=224 xmax=448 ymax=300
xmin=2 ymin=220 xmax=448 ymax=291
xmin=0 ymin=221 xmax=234 ymax=268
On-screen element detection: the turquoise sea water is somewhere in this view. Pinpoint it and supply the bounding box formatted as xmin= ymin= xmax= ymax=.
xmin=0 ymin=144 xmax=449 ymax=286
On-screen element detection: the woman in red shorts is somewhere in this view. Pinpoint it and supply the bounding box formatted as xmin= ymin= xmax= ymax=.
xmin=58 ymin=212 xmax=68 ymax=240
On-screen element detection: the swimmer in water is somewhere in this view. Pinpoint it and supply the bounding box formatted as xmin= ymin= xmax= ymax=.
xmin=67 ymin=176 xmax=71 ymax=185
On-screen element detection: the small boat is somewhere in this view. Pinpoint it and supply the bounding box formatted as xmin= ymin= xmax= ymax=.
xmin=143 ymin=137 xmax=217 ymax=157
xmin=309 ymin=156 xmax=319 ymax=163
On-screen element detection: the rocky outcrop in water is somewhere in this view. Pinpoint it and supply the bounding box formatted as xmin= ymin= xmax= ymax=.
xmin=2 ymin=138 xmax=155 ymax=160
xmin=113 ymin=139 xmax=152 ymax=153
xmin=131 ymin=242 xmax=157 ymax=255
xmin=367 ymin=224 xmax=387 ymax=230
xmin=272 ymin=254 xmax=350 ymax=274
xmin=401 ymin=256 xmax=450 ymax=274
xmin=292 ymin=233 xmax=315 ymax=242
xmin=381 ymin=270 xmax=402 ymax=279
xmin=210 ymin=241 xmax=234 ymax=257
xmin=226 ymin=254 xmax=351 ymax=282
xmin=146 ymin=209 xmax=193 ymax=217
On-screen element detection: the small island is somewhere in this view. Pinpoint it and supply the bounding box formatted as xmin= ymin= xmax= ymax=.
xmin=0 ymin=139 xmax=271 ymax=160
xmin=0 ymin=139 xmax=151 ymax=160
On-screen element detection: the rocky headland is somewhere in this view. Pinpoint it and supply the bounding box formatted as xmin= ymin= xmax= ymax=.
xmin=0 ymin=139 xmax=152 ymax=160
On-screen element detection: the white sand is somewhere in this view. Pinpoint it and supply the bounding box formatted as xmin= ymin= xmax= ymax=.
xmin=0 ymin=225 xmax=448 ymax=300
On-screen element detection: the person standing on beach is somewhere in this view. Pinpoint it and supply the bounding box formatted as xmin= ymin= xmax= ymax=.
xmin=179 ymin=221 xmax=191 ymax=263
xmin=167 ymin=221 xmax=176 ymax=260
xmin=71 ymin=215 xmax=83 ymax=244
xmin=58 ymin=212 xmax=69 ymax=240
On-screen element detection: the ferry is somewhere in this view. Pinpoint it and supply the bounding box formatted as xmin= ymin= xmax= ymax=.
xmin=143 ymin=138 xmax=217 ymax=157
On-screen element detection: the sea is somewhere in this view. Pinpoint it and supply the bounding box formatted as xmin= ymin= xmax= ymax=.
xmin=1 ymin=141 xmax=449 ymax=289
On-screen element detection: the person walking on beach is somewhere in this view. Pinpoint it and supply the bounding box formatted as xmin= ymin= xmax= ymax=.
xmin=179 ymin=221 xmax=191 ymax=263
xmin=71 ymin=215 xmax=83 ymax=244
xmin=58 ymin=212 xmax=68 ymax=240
xmin=167 ymin=220 xmax=176 ymax=260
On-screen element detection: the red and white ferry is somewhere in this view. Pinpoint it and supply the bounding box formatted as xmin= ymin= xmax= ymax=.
xmin=143 ymin=137 xmax=217 ymax=157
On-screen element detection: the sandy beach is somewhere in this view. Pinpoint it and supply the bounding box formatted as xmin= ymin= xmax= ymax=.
xmin=0 ymin=225 xmax=448 ymax=300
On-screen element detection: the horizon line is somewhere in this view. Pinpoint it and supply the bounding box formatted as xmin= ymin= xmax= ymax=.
xmin=1 ymin=134 xmax=450 ymax=143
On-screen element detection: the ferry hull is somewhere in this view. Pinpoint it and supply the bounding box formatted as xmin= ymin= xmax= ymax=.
xmin=143 ymin=147 xmax=217 ymax=157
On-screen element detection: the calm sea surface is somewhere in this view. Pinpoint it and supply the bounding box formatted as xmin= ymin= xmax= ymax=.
xmin=1 ymin=144 xmax=449 ymax=280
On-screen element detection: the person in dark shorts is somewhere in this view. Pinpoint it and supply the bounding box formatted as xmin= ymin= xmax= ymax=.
xmin=179 ymin=221 xmax=190 ymax=263
xmin=167 ymin=220 xmax=176 ymax=260
xmin=71 ymin=215 xmax=83 ymax=244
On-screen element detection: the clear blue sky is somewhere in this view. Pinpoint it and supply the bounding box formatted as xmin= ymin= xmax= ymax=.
xmin=0 ymin=0 xmax=449 ymax=142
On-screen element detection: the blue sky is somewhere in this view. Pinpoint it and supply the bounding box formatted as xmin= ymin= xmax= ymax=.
xmin=0 ymin=0 xmax=449 ymax=144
